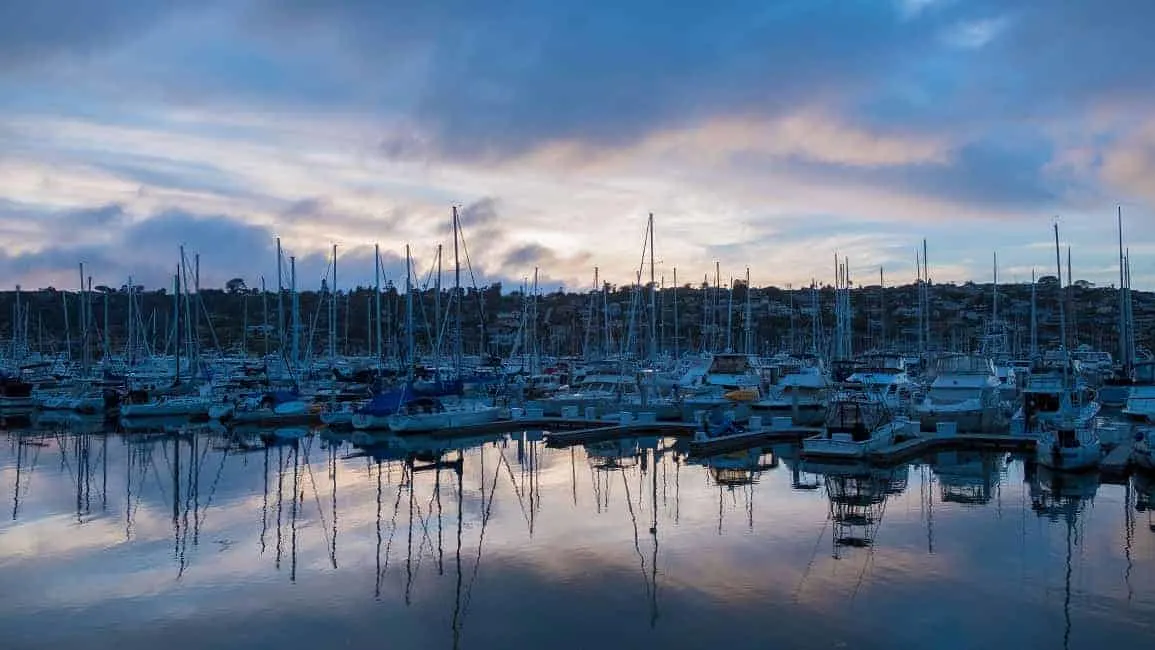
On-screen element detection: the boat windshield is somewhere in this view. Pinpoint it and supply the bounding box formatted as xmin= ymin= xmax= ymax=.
xmin=708 ymin=355 xmax=752 ymax=374
xmin=826 ymin=399 xmax=888 ymax=441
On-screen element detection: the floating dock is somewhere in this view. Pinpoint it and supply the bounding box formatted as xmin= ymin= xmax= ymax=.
xmin=688 ymin=426 xmax=820 ymax=457
xmin=865 ymin=434 xmax=1036 ymax=464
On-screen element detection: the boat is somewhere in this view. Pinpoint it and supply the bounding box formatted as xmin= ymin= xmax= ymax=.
xmin=1132 ymin=426 xmax=1155 ymax=472
xmin=1010 ymin=367 xmax=1099 ymax=437
xmin=0 ymin=372 xmax=35 ymax=411
xmin=385 ymin=396 xmax=501 ymax=433
xmin=801 ymin=393 xmax=914 ymax=458
xmin=533 ymin=362 xmax=639 ymax=416
xmin=840 ymin=354 xmax=915 ymax=413
xmin=750 ymin=359 xmax=829 ymax=426
xmin=120 ymin=390 xmax=212 ymax=420
xmin=350 ymin=386 xmax=431 ymax=430
xmin=1034 ymin=395 xmax=1102 ymax=472
xmin=678 ymin=353 xmax=763 ymax=422
xmin=914 ymin=355 xmax=1007 ymax=433
xmin=1121 ymin=362 xmax=1155 ymax=421
xmin=216 ymin=389 xmax=317 ymax=425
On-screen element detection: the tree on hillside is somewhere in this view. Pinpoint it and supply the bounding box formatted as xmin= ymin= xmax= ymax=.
xmin=226 ymin=278 xmax=247 ymax=294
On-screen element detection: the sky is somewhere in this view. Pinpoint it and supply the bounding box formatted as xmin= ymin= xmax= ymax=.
xmin=0 ymin=0 xmax=1153 ymax=292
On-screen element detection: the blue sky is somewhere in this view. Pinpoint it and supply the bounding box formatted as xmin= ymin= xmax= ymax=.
xmin=0 ymin=0 xmax=1153 ymax=291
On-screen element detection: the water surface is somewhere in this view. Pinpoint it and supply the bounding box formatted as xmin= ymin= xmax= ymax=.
xmin=3 ymin=423 xmax=1154 ymax=649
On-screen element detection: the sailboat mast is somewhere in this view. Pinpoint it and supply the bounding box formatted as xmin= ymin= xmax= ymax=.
xmin=1118 ymin=207 xmax=1129 ymax=370
xmin=1030 ymin=270 xmax=1038 ymax=357
xmin=261 ymin=276 xmax=268 ymax=357
xmin=744 ymin=267 xmax=752 ymax=356
xmin=648 ymin=213 xmax=656 ymax=360
xmin=532 ymin=267 xmax=539 ymax=374
xmin=725 ymin=276 xmax=734 ymax=352
xmin=374 ymin=243 xmax=382 ymax=360
xmin=276 ymin=237 xmax=284 ymax=358
xmin=435 ymin=243 xmax=443 ymax=375
xmin=330 ymin=244 xmax=337 ymax=362
xmin=923 ymin=239 xmax=930 ymax=352
xmin=173 ymin=269 xmax=181 ymax=383
xmin=453 ymin=206 xmax=462 ymax=367
xmin=672 ymin=267 xmax=679 ymax=359
xmin=1054 ymin=224 xmax=1066 ymax=351
xmin=290 ymin=255 xmax=298 ymax=375
xmin=405 ymin=244 xmax=414 ymax=381
xmin=916 ymin=250 xmax=923 ymax=355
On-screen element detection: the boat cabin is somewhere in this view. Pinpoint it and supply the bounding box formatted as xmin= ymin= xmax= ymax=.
xmin=824 ymin=398 xmax=889 ymax=442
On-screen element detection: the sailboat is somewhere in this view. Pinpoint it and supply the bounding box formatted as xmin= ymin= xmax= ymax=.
xmin=1029 ymin=224 xmax=1101 ymax=472
xmin=121 ymin=267 xmax=211 ymax=422
xmin=387 ymin=210 xmax=499 ymax=434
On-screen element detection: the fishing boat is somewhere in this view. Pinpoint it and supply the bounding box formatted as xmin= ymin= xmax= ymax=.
xmin=841 ymin=354 xmax=915 ymax=412
xmin=678 ymin=352 xmax=763 ymax=422
xmin=1029 ymin=374 xmax=1101 ymax=471
xmin=914 ymin=355 xmax=1006 ymax=433
xmin=801 ymin=393 xmax=914 ymax=458
xmin=750 ymin=359 xmax=829 ymax=426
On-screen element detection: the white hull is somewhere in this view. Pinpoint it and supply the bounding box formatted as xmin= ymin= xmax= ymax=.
xmin=915 ymin=403 xmax=1005 ymax=433
xmin=121 ymin=398 xmax=211 ymax=419
xmin=801 ymin=421 xmax=907 ymax=458
xmin=321 ymin=410 xmax=355 ymax=428
xmin=387 ymin=406 xmax=501 ymax=433
xmin=351 ymin=413 xmax=393 ymax=430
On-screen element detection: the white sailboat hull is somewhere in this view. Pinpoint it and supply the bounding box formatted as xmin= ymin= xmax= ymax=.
xmin=121 ymin=397 xmax=211 ymax=419
xmin=387 ymin=406 xmax=501 ymax=433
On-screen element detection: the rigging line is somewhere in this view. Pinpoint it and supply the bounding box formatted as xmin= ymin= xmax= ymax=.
xmin=260 ymin=446 xmax=269 ymax=554
xmin=379 ymin=462 xmax=407 ymax=583
xmin=496 ymin=446 xmax=532 ymax=531
xmin=193 ymin=444 xmax=230 ymax=533
xmin=621 ymin=467 xmax=651 ymax=600
xmin=303 ymin=447 xmax=334 ymax=565
xmin=850 ymin=497 xmax=888 ymax=601
xmin=461 ymin=451 xmax=503 ymax=620
xmin=792 ymin=510 xmax=833 ymax=603
xmin=436 ymin=464 xmax=444 ymax=576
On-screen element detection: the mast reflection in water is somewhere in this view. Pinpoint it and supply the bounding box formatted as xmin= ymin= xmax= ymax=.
xmin=2 ymin=425 xmax=1154 ymax=650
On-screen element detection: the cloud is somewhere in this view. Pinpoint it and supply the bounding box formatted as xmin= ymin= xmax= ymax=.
xmin=0 ymin=1 xmax=191 ymax=72
xmin=0 ymin=0 xmax=1152 ymax=291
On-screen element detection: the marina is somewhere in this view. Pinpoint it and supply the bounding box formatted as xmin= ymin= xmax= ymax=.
xmin=0 ymin=214 xmax=1153 ymax=649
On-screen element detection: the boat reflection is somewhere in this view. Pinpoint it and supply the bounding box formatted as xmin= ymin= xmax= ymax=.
xmin=933 ymin=450 xmax=1006 ymax=506
xmin=1028 ymin=463 xmax=1099 ymax=650
xmin=803 ymin=459 xmax=907 ymax=559
xmin=1133 ymin=470 xmax=1155 ymax=532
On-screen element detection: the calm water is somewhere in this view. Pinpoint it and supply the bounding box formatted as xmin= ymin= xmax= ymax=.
xmin=3 ymin=421 xmax=1155 ymax=650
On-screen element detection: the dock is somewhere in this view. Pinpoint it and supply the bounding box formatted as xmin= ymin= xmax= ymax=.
xmin=688 ymin=426 xmax=820 ymax=457
xmin=546 ymin=422 xmax=695 ymax=447
xmin=865 ymin=434 xmax=1036 ymax=464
